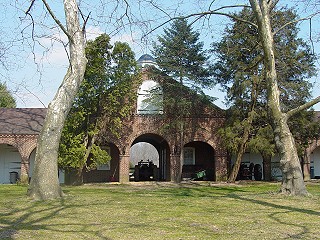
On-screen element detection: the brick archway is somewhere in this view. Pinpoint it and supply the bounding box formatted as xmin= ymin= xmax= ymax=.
xmin=0 ymin=108 xmax=46 ymax=183
xmin=303 ymin=139 xmax=320 ymax=180
xmin=0 ymin=134 xmax=38 ymax=180
xmin=130 ymin=133 xmax=171 ymax=181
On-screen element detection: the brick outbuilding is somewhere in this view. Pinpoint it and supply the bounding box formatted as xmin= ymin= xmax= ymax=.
xmin=0 ymin=108 xmax=46 ymax=183
xmin=82 ymin=62 xmax=229 ymax=183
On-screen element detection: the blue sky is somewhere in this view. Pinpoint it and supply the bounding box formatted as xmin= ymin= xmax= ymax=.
xmin=0 ymin=0 xmax=319 ymax=110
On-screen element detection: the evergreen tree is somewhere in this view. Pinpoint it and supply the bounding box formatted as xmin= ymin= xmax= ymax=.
xmin=212 ymin=8 xmax=317 ymax=182
xmin=0 ymin=82 xmax=16 ymax=108
xmin=59 ymin=34 xmax=140 ymax=183
xmin=153 ymin=18 xmax=212 ymax=90
xmin=152 ymin=18 xmax=213 ymax=182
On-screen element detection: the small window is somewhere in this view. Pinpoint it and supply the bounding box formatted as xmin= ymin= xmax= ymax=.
xmin=183 ymin=147 xmax=195 ymax=165
xmin=137 ymin=80 xmax=163 ymax=114
xmin=97 ymin=146 xmax=111 ymax=170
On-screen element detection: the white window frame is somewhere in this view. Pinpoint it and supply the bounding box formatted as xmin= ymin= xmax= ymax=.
xmin=183 ymin=147 xmax=195 ymax=165
xmin=137 ymin=80 xmax=163 ymax=114
xmin=97 ymin=146 xmax=111 ymax=170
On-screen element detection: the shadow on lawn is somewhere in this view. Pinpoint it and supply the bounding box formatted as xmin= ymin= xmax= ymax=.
xmin=1 ymin=183 xmax=319 ymax=239
xmin=225 ymin=193 xmax=320 ymax=238
xmin=0 ymin=196 xmax=112 ymax=240
xmin=152 ymin=182 xmax=320 ymax=238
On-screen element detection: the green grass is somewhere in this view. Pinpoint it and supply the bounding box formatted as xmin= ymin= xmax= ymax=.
xmin=0 ymin=181 xmax=320 ymax=239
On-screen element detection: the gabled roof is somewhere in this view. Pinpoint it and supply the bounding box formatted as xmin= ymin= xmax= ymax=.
xmin=141 ymin=67 xmax=226 ymax=117
xmin=0 ymin=108 xmax=47 ymax=135
xmin=138 ymin=54 xmax=156 ymax=63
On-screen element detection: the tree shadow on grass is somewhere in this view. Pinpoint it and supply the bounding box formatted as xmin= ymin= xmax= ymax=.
xmin=223 ymin=192 xmax=320 ymax=238
xmin=0 ymin=195 xmax=113 ymax=240
xmin=155 ymin=182 xmax=320 ymax=238
xmin=1 ymin=183 xmax=319 ymax=239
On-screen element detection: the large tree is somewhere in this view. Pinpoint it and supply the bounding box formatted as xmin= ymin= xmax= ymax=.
xmin=0 ymin=82 xmax=16 ymax=107
xmin=152 ymin=18 xmax=212 ymax=182
xmin=153 ymin=18 xmax=212 ymax=90
xmin=165 ymin=0 xmax=320 ymax=195
xmin=59 ymin=34 xmax=140 ymax=184
xmin=27 ymin=0 xmax=87 ymax=200
xmin=212 ymin=7 xmax=317 ymax=182
xmin=249 ymin=0 xmax=320 ymax=195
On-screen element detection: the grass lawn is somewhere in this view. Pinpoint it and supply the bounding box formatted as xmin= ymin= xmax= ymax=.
xmin=0 ymin=181 xmax=319 ymax=240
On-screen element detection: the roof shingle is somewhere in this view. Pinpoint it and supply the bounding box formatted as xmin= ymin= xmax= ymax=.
xmin=0 ymin=108 xmax=47 ymax=135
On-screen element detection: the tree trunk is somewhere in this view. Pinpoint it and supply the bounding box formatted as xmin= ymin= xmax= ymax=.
xmin=250 ymin=0 xmax=307 ymax=195
xmin=27 ymin=0 xmax=87 ymax=200
xmin=302 ymin=148 xmax=311 ymax=181
xmin=84 ymin=133 xmax=98 ymax=167
xmin=173 ymin=122 xmax=184 ymax=183
xmin=262 ymin=153 xmax=272 ymax=181
xmin=228 ymin=128 xmax=249 ymax=182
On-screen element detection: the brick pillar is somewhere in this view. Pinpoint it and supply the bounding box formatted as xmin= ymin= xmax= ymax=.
xmin=119 ymin=154 xmax=130 ymax=183
xmin=303 ymin=149 xmax=311 ymax=181
xmin=19 ymin=151 xmax=30 ymax=184
xmin=215 ymin=149 xmax=228 ymax=181
xmin=170 ymin=154 xmax=181 ymax=182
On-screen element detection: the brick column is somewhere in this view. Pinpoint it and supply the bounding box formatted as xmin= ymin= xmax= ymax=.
xmin=170 ymin=154 xmax=181 ymax=182
xmin=303 ymin=149 xmax=311 ymax=181
xmin=215 ymin=148 xmax=228 ymax=181
xmin=119 ymin=154 xmax=130 ymax=183
xmin=20 ymin=154 xmax=30 ymax=184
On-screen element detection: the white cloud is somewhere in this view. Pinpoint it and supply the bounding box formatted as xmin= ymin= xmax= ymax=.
xmin=86 ymin=26 xmax=104 ymax=40
xmin=30 ymin=32 xmax=69 ymax=69
xmin=14 ymin=26 xmax=147 ymax=108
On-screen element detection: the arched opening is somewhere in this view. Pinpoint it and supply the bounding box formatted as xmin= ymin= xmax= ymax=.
xmin=182 ymin=141 xmax=215 ymax=181
xmin=310 ymin=146 xmax=320 ymax=179
xmin=130 ymin=133 xmax=170 ymax=181
xmin=0 ymin=144 xmax=21 ymax=184
xmin=235 ymin=152 xmax=264 ymax=181
xmin=137 ymin=80 xmax=163 ymax=115
xmin=83 ymin=143 xmax=120 ymax=183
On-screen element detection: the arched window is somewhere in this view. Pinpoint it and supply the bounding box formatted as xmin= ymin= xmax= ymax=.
xmin=137 ymin=80 xmax=163 ymax=114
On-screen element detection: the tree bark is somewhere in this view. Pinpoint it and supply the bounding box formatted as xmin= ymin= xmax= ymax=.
xmin=249 ymin=0 xmax=308 ymax=195
xmin=262 ymin=153 xmax=272 ymax=181
xmin=27 ymin=0 xmax=87 ymax=200
xmin=228 ymin=123 xmax=250 ymax=182
xmin=302 ymin=148 xmax=311 ymax=181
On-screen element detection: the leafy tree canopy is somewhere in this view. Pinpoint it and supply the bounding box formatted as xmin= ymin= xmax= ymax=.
xmin=0 ymin=82 xmax=16 ymax=108
xmin=212 ymin=7 xmax=317 ymax=157
xmin=153 ymin=18 xmax=212 ymax=90
xmin=59 ymin=34 xmax=140 ymax=173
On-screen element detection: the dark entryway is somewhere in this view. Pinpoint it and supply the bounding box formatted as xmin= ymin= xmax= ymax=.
xmin=130 ymin=133 xmax=170 ymax=181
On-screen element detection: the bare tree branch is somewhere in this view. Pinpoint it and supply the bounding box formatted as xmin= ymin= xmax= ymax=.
xmin=273 ymin=11 xmax=320 ymax=36
xmin=147 ymin=0 xmax=172 ymax=19
xmin=287 ymin=95 xmax=320 ymax=119
xmin=41 ymin=0 xmax=72 ymax=41
xmin=78 ymin=6 xmax=91 ymax=33
xmin=25 ymin=0 xmax=36 ymax=15
xmin=143 ymin=5 xmax=255 ymax=38
xmin=23 ymin=86 xmax=47 ymax=108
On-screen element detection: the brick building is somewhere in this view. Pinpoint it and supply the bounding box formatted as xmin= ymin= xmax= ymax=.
xmin=1 ymin=55 xmax=319 ymax=184
xmin=0 ymin=54 xmax=229 ymax=184
xmin=0 ymin=108 xmax=46 ymax=183
xmin=82 ymin=55 xmax=228 ymax=183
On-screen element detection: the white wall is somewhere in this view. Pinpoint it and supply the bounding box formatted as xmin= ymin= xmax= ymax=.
xmin=231 ymin=152 xmax=282 ymax=180
xmin=0 ymin=146 xmax=64 ymax=184
xmin=311 ymin=147 xmax=320 ymax=178
xmin=0 ymin=144 xmax=21 ymax=184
